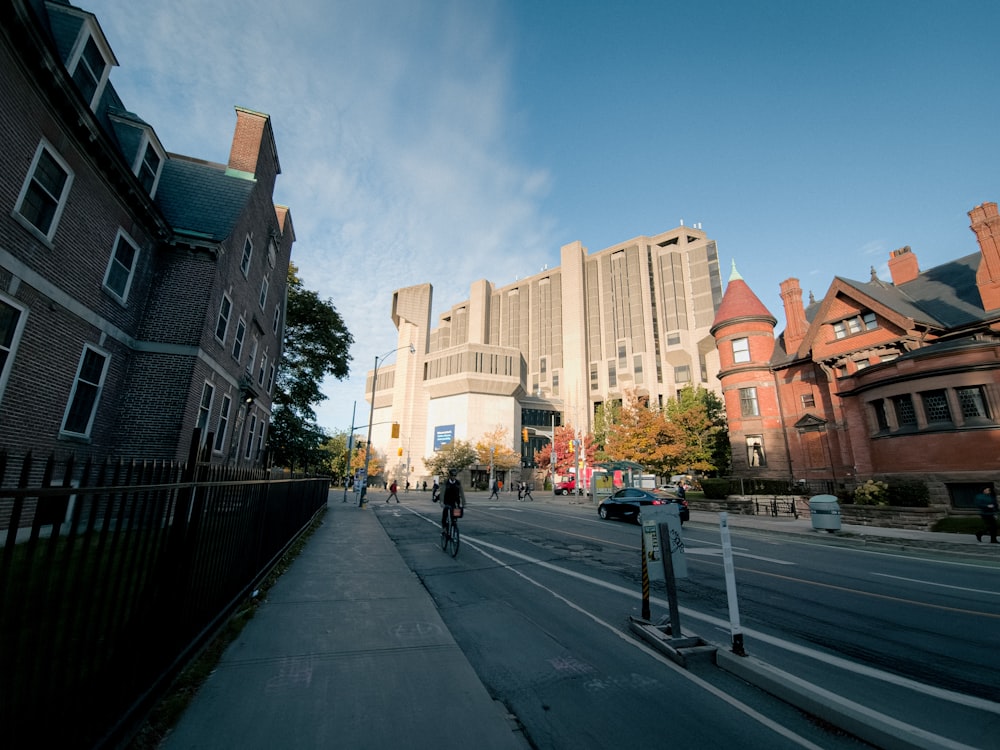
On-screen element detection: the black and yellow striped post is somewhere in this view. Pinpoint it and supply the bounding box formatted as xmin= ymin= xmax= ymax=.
xmin=640 ymin=531 xmax=651 ymax=621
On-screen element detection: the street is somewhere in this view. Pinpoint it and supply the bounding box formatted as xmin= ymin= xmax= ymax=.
xmin=374 ymin=493 xmax=1000 ymax=749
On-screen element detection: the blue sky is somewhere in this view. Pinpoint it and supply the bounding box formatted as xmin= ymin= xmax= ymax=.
xmin=84 ymin=0 xmax=999 ymax=434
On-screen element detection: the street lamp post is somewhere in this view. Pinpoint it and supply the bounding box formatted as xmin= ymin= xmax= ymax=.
xmin=360 ymin=343 xmax=414 ymax=507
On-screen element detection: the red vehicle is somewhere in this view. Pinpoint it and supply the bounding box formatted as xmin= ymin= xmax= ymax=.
xmin=554 ymin=478 xmax=577 ymax=495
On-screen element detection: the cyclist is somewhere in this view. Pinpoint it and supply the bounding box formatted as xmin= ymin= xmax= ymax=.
xmin=440 ymin=468 xmax=466 ymax=530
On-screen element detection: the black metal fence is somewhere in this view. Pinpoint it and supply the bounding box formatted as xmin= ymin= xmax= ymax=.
xmin=0 ymin=435 xmax=329 ymax=749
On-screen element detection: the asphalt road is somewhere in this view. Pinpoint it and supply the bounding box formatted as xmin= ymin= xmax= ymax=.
xmin=376 ymin=498 xmax=860 ymax=748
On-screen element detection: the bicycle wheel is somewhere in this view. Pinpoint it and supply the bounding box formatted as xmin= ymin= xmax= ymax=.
xmin=448 ymin=519 xmax=460 ymax=557
xmin=440 ymin=519 xmax=449 ymax=551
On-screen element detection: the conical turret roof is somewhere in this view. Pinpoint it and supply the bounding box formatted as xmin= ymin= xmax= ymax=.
xmin=711 ymin=260 xmax=776 ymax=332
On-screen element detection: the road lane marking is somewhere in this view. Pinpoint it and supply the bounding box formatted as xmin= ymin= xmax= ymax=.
xmin=686 ymin=548 xmax=796 ymax=565
xmin=872 ymin=572 xmax=1000 ymax=597
xmin=397 ymin=505 xmax=1000 ymax=714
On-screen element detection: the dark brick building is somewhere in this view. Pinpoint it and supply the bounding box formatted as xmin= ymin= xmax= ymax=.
xmin=712 ymin=203 xmax=1000 ymax=511
xmin=0 ymin=0 xmax=292 ymax=472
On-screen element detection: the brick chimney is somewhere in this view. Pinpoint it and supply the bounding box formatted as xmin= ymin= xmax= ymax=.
xmin=888 ymin=246 xmax=920 ymax=285
xmin=970 ymin=201 xmax=1000 ymax=311
xmin=779 ymin=278 xmax=809 ymax=354
xmin=227 ymin=107 xmax=280 ymax=181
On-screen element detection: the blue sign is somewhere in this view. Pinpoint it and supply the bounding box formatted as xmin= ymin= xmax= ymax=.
xmin=434 ymin=425 xmax=455 ymax=451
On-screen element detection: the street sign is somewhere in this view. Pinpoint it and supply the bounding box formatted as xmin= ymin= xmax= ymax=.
xmin=640 ymin=505 xmax=687 ymax=579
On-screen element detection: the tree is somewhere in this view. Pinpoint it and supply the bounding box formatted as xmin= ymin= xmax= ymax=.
xmin=475 ymin=426 xmax=520 ymax=473
xmin=424 ymin=439 xmax=478 ymax=477
xmin=269 ymin=263 xmax=353 ymax=469
xmin=664 ymin=386 xmax=730 ymax=475
xmin=534 ymin=425 xmax=596 ymax=476
xmin=604 ymin=392 xmax=683 ymax=476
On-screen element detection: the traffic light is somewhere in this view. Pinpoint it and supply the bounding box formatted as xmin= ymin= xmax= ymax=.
xmin=568 ymin=440 xmax=575 ymax=454
xmin=391 ymin=422 xmax=400 ymax=438
xmin=522 ymin=427 xmax=528 ymax=443
xmin=397 ymin=447 xmax=403 ymax=456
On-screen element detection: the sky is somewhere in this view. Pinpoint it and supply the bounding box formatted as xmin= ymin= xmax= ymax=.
xmin=83 ymin=0 xmax=999 ymax=435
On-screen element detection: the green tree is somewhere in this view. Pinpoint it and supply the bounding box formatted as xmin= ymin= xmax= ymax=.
xmin=269 ymin=263 xmax=353 ymax=470
xmin=604 ymin=392 xmax=682 ymax=475
xmin=664 ymin=386 xmax=730 ymax=475
xmin=534 ymin=425 xmax=595 ymax=476
xmin=424 ymin=439 xmax=478 ymax=477
xmin=475 ymin=426 xmax=520 ymax=472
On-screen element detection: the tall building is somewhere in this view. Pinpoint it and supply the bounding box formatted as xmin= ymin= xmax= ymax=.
xmin=0 ymin=0 xmax=292 ymax=473
xmin=366 ymin=226 xmax=724 ymax=486
xmin=711 ymin=202 xmax=1000 ymax=510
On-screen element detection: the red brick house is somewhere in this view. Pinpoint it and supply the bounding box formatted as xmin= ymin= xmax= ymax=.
xmin=0 ymin=0 xmax=292 ymax=473
xmin=712 ymin=203 xmax=1000 ymax=510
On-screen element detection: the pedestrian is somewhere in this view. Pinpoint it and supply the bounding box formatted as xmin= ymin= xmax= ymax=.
xmin=387 ymin=480 xmax=399 ymax=503
xmin=523 ymin=483 xmax=534 ymax=501
xmin=489 ymin=480 xmax=500 ymax=500
xmin=422 ymin=480 xmax=427 ymax=492
xmin=405 ymin=480 xmax=410 ymax=493
xmin=431 ymin=479 xmax=440 ymax=502
xmin=974 ymin=486 xmax=998 ymax=543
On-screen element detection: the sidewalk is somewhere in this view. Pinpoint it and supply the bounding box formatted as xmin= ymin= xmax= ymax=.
xmin=160 ymin=491 xmax=529 ymax=750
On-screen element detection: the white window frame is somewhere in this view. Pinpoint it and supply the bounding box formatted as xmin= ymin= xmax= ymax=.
xmin=233 ymin=317 xmax=246 ymax=361
xmin=196 ymin=381 xmax=215 ymax=441
xmin=0 ymin=295 xmax=28 ymax=407
xmin=213 ymin=394 xmax=232 ymax=453
xmin=732 ymin=337 xmax=750 ymax=363
xmin=255 ymin=417 xmax=266 ymax=460
xmin=272 ymin=304 xmax=281 ymax=334
xmin=61 ymin=344 xmax=109 ymax=437
xmin=14 ymin=140 xmax=74 ymax=243
xmin=259 ymin=277 xmax=268 ymax=310
xmin=267 ymin=363 xmax=276 ymax=393
xmin=258 ymin=353 xmax=267 ymax=387
xmin=245 ymin=412 xmax=257 ymax=460
xmin=132 ymin=134 xmax=164 ymax=197
xmin=215 ymin=294 xmax=232 ymax=343
xmin=240 ymin=236 xmax=253 ymax=277
xmin=102 ymin=229 xmax=140 ymax=303
xmin=67 ymin=22 xmax=113 ymax=110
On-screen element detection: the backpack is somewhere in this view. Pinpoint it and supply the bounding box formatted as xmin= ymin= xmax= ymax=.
xmin=444 ymin=479 xmax=461 ymax=505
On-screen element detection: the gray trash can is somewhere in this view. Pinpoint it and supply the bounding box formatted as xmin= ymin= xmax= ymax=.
xmin=808 ymin=494 xmax=842 ymax=532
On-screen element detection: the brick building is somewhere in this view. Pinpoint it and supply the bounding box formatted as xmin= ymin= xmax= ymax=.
xmin=711 ymin=203 xmax=1000 ymax=510
xmin=0 ymin=0 xmax=292 ymax=473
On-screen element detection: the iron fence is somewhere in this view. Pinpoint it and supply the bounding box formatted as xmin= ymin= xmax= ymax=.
xmin=0 ymin=434 xmax=329 ymax=749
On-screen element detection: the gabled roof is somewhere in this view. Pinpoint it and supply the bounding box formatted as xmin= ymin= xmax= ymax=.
xmin=155 ymin=157 xmax=255 ymax=242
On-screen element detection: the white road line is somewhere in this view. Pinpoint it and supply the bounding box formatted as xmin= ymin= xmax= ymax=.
xmin=686 ymin=547 xmax=796 ymax=565
xmin=873 ymin=572 xmax=1000 ymax=597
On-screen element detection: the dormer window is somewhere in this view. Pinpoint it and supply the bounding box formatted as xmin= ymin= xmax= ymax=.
xmin=833 ymin=311 xmax=877 ymax=339
xmin=136 ymin=139 xmax=162 ymax=195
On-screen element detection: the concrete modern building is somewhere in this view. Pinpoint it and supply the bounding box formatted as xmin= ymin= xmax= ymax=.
xmin=711 ymin=202 xmax=1000 ymax=510
xmin=1 ymin=0 xmax=292 ymax=477
xmin=366 ymin=225 xmax=724 ymax=487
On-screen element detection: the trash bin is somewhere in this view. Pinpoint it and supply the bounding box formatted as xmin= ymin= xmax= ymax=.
xmin=808 ymin=494 xmax=841 ymax=532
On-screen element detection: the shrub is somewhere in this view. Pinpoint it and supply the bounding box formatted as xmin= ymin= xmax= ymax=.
xmin=886 ymin=478 xmax=930 ymax=507
xmin=854 ymin=479 xmax=889 ymax=505
xmin=701 ymin=478 xmax=730 ymax=499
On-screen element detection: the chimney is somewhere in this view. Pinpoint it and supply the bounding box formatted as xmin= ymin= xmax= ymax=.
xmin=227 ymin=107 xmax=279 ymax=179
xmin=888 ymin=246 xmax=920 ymax=285
xmin=970 ymin=201 xmax=1000 ymax=311
xmin=779 ymin=278 xmax=809 ymax=354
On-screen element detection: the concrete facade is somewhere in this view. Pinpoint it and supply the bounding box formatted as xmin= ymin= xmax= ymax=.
xmin=367 ymin=226 xmax=724 ymax=486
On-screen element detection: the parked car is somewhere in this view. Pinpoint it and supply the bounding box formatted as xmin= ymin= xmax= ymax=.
xmin=597 ymin=488 xmax=689 ymax=524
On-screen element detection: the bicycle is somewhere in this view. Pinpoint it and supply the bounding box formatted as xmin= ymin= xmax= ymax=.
xmin=440 ymin=504 xmax=461 ymax=557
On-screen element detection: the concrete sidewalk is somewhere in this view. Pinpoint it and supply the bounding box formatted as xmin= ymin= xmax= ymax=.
xmin=160 ymin=493 xmax=528 ymax=750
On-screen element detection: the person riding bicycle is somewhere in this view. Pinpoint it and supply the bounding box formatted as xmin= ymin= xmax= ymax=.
xmin=440 ymin=468 xmax=466 ymax=529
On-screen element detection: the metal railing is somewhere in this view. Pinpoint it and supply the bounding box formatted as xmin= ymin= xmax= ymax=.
xmin=0 ymin=433 xmax=329 ymax=749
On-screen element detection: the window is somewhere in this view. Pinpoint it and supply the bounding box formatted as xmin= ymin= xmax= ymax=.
xmin=739 ymin=387 xmax=759 ymax=417
xmin=62 ymin=346 xmax=109 ymax=436
xmin=215 ymin=295 xmax=232 ymax=342
xmin=272 ymin=304 xmax=281 ymax=334
xmin=246 ymin=336 xmax=258 ymax=374
xmin=855 ymin=359 xmax=871 ymax=371
xmin=259 ymin=277 xmax=269 ymax=309
xmin=213 ymin=394 xmax=232 ymax=453
xmin=872 ymin=399 xmax=889 ymax=431
xmin=256 ymin=418 xmax=266 ymax=459
xmin=892 ymin=394 xmax=917 ymax=427
xmin=103 ymin=231 xmax=139 ymax=302
xmin=957 ymin=386 xmax=990 ymax=420
xmin=921 ymin=389 xmax=952 ymax=424
xmin=258 ymin=353 xmax=267 ymax=386
xmin=233 ymin=318 xmax=246 ymax=361
xmin=833 ymin=311 xmax=878 ymax=340
xmin=666 ymin=332 xmax=681 ymax=346
xmin=608 ymin=361 xmax=617 ymax=388
xmin=16 ymin=143 xmax=73 ymax=240
xmin=540 ymin=357 xmax=547 ymax=378
xmin=800 ymin=392 xmax=815 ymax=409
xmin=245 ymin=413 xmax=257 ymax=460
xmin=732 ymin=337 xmax=750 ymax=363
xmin=746 ymin=436 xmax=766 ymax=467
xmin=552 ymin=373 xmax=559 ymax=396
xmin=633 ymin=355 xmax=643 ymax=385
xmin=197 ymin=382 xmax=214 ymax=435
xmin=618 ymin=342 xmax=627 ymax=370
xmin=135 ymin=141 xmax=162 ymax=195
xmin=0 ymin=297 xmax=27 ymax=404
xmin=70 ymin=33 xmax=109 ymax=109
xmin=240 ymin=236 xmax=253 ymax=276
xmin=267 ymin=364 xmax=276 ymax=393
xmin=675 ymin=364 xmax=691 ymax=383
xmin=590 ymin=364 xmax=599 ymax=391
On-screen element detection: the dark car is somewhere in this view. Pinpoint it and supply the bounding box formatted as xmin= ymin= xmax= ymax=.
xmin=597 ymin=488 xmax=690 ymax=524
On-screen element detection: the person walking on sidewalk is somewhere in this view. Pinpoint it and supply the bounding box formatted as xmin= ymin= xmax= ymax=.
xmin=387 ymin=480 xmax=400 ymax=503
xmin=489 ymin=480 xmax=500 ymax=500
xmin=439 ymin=469 xmax=466 ymax=529
xmin=974 ymin=486 xmax=998 ymax=543
xmin=523 ymin=483 xmax=534 ymax=501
